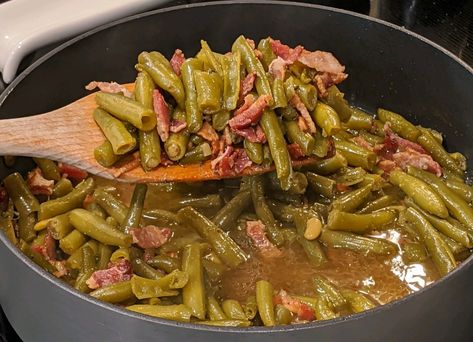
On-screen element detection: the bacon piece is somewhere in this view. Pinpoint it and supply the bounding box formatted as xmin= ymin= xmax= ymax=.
xmin=110 ymin=152 xmax=141 ymax=177
xmin=170 ymin=49 xmax=185 ymax=76
xmin=273 ymin=289 xmax=315 ymax=321
xmin=85 ymin=81 xmax=132 ymax=98
xmin=352 ymin=136 xmax=374 ymax=151
xmin=269 ymin=39 xmax=303 ymax=63
xmin=211 ymin=146 xmax=253 ymax=176
xmin=131 ymin=226 xmax=172 ymax=249
xmin=287 ymin=143 xmax=305 ymax=160
xmin=239 ymin=72 xmax=256 ymax=102
xmin=197 ymin=121 xmax=219 ymax=142
xmin=231 ymin=125 xmax=266 ymax=144
xmin=384 ymin=125 xmax=426 ymax=154
xmin=246 ymin=220 xmax=282 ymax=257
xmin=290 ymin=95 xmax=316 ymax=133
xmin=160 ymin=152 xmax=174 ymax=166
xmin=31 ymin=230 xmax=56 ymax=261
xmin=233 ymin=149 xmax=252 ymax=174
xmin=246 ymin=38 xmax=263 ymax=59
xmin=297 ymin=115 xmax=309 ymax=132
xmin=268 ymin=57 xmax=289 ymax=81
xmin=234 ymin=94 xmax=256 ymax=117
xmin=83 ymin=194 xmax=94 ymax=208
xmin=393 ymin=148 xmax=442 ymax=177
xmin=27 ymin=168 xmax=54 ymax=196
xmin=143 ymin=249 xmax=156 ymax=262
xmin=229 ymin=95 xmax=272 ymax=130
xmin=51 ymin=260 xmax=68 ymax=278
xmin=153 ymin=89 xmax=170 ymax=142
xmin=378 ymin=160 xmax=398 ymax=174
xmin=298 ymin=50 xmax=345 ymax=74
xmin=86 ymin=259 xmax=132 ymax=290
xmin=58 ymin=163 xmax=88 ymax=181
xmin=170 ymin=119 xmax=187 ymax=133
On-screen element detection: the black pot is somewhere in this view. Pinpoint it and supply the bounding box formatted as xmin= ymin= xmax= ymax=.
xmin=1 ymin=1 xmax=473 ymax=341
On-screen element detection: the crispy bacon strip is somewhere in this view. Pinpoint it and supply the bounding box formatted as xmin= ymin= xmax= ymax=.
xmin=234 ymin=94 xmax=256 ymax=117
xmin=268 ymin=57 xmax=289 ymax=80
xmin=269 ymin=39 xmax=303 ymax=63
xmin=231 ymin=125 xmax=267 ymax=144
xmin=170 ymin=49 xmax=185 ymax=76
xmin=85 ymin=81 xmax=132 ymax=98
xmin=246 ymin=220 xmax=281 ymax=257
xmin=298 ymin=50 xmax=346 ymax=75
xmin=31 ymin=230 xmax=56 ymax=261
xmin=229 ymin=95 xmax=272 ymax=130
xmin=352 ymin=136 xmax=374 ymax=151
xmin=170 ymin=119 xmax=187 ymax=133
xmin=274 ymin=289 xmax=315 ymax=321
xmin=58 ymin=163 xmax=88 ymax=181
xmin=239 ymin=72 xmax=256 ymax=102
xmin=153 ymin=89 xmax=170 ymax=142
xmin=131 ymin=226 xmax=172 ymax=249
xmin=393 ymin=148 xmax=442 ymax=177
xmin=290 ymin=95 xmax=316 ymax=133
xmin=287 ymin=143 xmax=305 ymax=160
xmin=27 ymin=168 xmax=54 ymax=196
xmin=86 ymin=259 xmax=132 ymax=290
xmin=197 ymin=121 xmax=219 ymax=142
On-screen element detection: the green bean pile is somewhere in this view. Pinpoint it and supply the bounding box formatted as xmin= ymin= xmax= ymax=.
xmin=2 ymin=36 xmax=473 ymax=326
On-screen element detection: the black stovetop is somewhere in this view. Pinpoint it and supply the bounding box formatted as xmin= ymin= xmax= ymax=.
xmin=1 ymin=0 xmax=473 ymax=341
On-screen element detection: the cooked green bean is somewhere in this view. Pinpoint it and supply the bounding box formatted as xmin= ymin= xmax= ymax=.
xmin=222 ymin=299 xmax=247 ymax=320
xmin=92 ymin=188 xmax=127 ymax=225
xmin=33 ymin=158 xmax=60 ymax=181
xmin=194 ymin=70 xmax=222 ymax=114
xmin=147 ymin=255 xmax=181 ymax=273
xmin=327 ymin=209 xmax=397 ymax=233
xmin=212 ymin=110 xmax=231 ymax=131
xmin=320 ymin=229 xmax=397 ymax=255
xmin=444 ymin=178 xmax=473 ymax=203
xmin=267 ymin=171 xmax=308 ymax=195
xmin=207 ymin=296 xmax=227 ymax=321
xmin=165 ymin=125 xmax=189 ymax=162
xmin=0 ymin=200 xmax=17 ymax=244
xmin=304 ymin=152 xmax=347 ymax=175
xmin=121 ymin=184 xmax=147 ymax=233
xmin=404 ymin=208 xmax=456 ymax=276
xmin=94 ymin=141 xmax=121 ymax=168
xmin=275 ymin=304 xmax=293 ymax=325
xmin=358 ymin=194 xmax=399 ymax=214
xmin=212 ymin=190 xmax=251 ymax=231
xmin=198 ymin=320 xmax=251 ymax=327
xmin=142 ymin=209 xmax=180 ymax=226
xmin=324 ymin=85 xmax=352 ymax=122
xmin=257 ymin=38 xmax=276 ymax=70
xmin=333 ymin=138 xmax=377 ymax=171
xmin=256 ymin=280 xmax=276 ymax=326
xmin=3 ymin=172 xmax=39 ymax=215
xmin=47 ymin=212 xmax=73 ymax=240
xmin=131 ymin=258 xmax=164 ymax=280
xmin=177 ymin=207 xmax=247 ymax=267
xmin=243 ymin=296 xmax=258 ymax=320
xmin=260 ymin=109 xmax=292 ymax=190
xmin=93 ymin=108 xmax=136 ymax=155
xmin=244 ymin=139 xmax=264 ymax=165
xmin=401 ymin=241 xmax=428 ymax=264
xmin=313 ymin=275 xmax=346 ymax=310
xmin=90 ymin=280 xmax=134 ymax=303
xmin=284 ymin=120 xmax=315 ymax=155
xmin=69 ymin=209 xmax=132 ymax=247
xmin=286 ymin=76 xmax=317 ymax=111
xmin=232 ymin=35 xmax=273 ymax=105
xmin=127 ymin=304 xmax=192 ymax=322
xmin=314 ymin=296 xmax=338 ymax=320
xmin=222 ymin=52 xmax=241 ymax=110
xmin=345 ymin=109 xmax=373 ymax=130
xmin=271 ymin=77 xmax=288 ymax=109
xmin=18 ymin=213 xmax=36 ymax=242
xmin=59 ymin=229 xmax=86 ymax=255
xmin=340 ymin=289 xmax=376 ymax=313
xmin=19 ymin=240 xmax=57 ymax=274
xmin=377 ymin=108 xmax=420 ymax=141
xmin=181 ymin=243 xmax=206 ymax=319
xmin=296 ymin=236 xmax=327 ymax=267
xmin=131 ymin=275 xmax=179 ymax=299
xmin=51 ymin=178 xmax=74 ymax=199
xmin=313 ymin=102 xmax=341 ymax=136
xmin=251 ymin=175 xmax=285 ymax=246
xmin=390 ymin=170 xmax=448 ymax=218
xmin=331 ymin=185 xmax=372 ymax=212
xmin=181 ymin=58 xmax=203 ymax=132
xmin=180 ymin=142 xmax=212 ymax=164
xmin=97 ymin=243 xmax=113 ymax=270
xmin=306 ymin=172 xmax=336 ymax=198
xmin=38 ymin=178 xmax=95 ymax=220
xmin=137 ymin=51 xmax=185 ymax=108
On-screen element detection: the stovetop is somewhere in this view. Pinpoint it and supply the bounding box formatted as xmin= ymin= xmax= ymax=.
xmin=1 ymin=0 xmax=473 ymax=340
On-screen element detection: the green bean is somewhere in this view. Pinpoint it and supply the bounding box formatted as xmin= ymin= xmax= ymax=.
xmin=257 ymin=38 xmax=276 ymax=70
xmin=292 ymin=296 xmax=318 ymax=312
xmin=18 ymin=213 xmax=36 ymax=242
xmin=340 ymin=289 xmax=376 ymax=313
xmin=94 ymin=141 xmax=121 ymax=168
xmin=284 ymin=120 xmax=315 ymax=155
xmin=335 ymin=167 xmax=367 ymax=187
xmin=345 ymin=109 xmax=373 ymax=130
xmin=377 ymin=108 xmax=420 ymax=141
xmin=92 ymin=188 xmax=128 ymax=225
xmin=131 ymin=257 xmax=163 ymax=280
xmin=256 ymin=280 xmax=276 ymax=326
xmin=357 ymin=130 xmax=384 ymax=145
xmin=390 ymin=170 xmax=448 ymax=218
xmin=137 ymin=51 xmax=185 ymax=108
xmin=444 ymin=178 xmax=473 ymax=203
xmin=194 ymin=70 xmax=222 ymax=114
xmin=212 ymin=110 xmax=231 ymax=131
xmin=66 ymin=240 xmax=99 ymax=269
xmin=320 ymin=229 xmax=397 ymax=255
xmin=97 ymin=244 xmax=113 ymax=270
xmin=110 ymin=247 xmax=129 ymax=262
xmin=165 ymin=130 xmax=189 ymax=162
xmin=86 ymin=201 xmax=107 ymax=219
xmin=51 ymin=178 xmax=73 ymax=199
xmin=19 ymin=240 xmax=57 ymax=274
xmin=0 ymin=200 xmax=17 ymax=244
xmin=59 ymin=229 xmax=86 ymax=255
xmin=33 ymin=158 xmax=60 ymax=181
xmin=450 ymin=152 xmax=467 ymax=171
xmin=142 ymin=209 xmax=180 ymax=226
xmin=277 ymin=105 xmax=298 ymax=121
xmin=327 ymin=209 xmax=397 ymax=233
xmin=200 ymin=40 xmax=223 ymax=76
xmin=358 ymin=194 xmax=399 ymax=214
xmin=147 ymin=255 xmax=181 ymax=273
xmin=89 ymin=280 xmax=134 ymax=303
xmin=128 ymin=304 xmax=192 ymax=322
xmin=266 ymin=200 xmax=298 ymax=223
xmin=275 ymin=305 xmax=293 ymax=325
xmin=262 ymin=144 xmax=273 ymax=167
xmin=3 ymin=172 xmax=39 ymax=215
xmin=159 ymin=233 xmax=202 ymax=254
xmin=417 ymin=130 xmax=462 ymax=176
xmin=232 ymin=35 xmax=273 ymax=105
xmin=177 ymin=207 xmax=247 ymax=267
xmin=181 ymin=243 xmax=206 ymax=319
xmin=75 ymin=246 xmax=96 ymax=292
xmin=212 ymin=190 xmax=251 ymax=231
xmin=305 ymin=153 xmax=347 ymax=175
xmin=401 ymin=241 xmax=428 ymax=264
xmin=222 ymin=299 xmax=247 ymax=320
xmin=314 ymin=296 xmax=338 ymax=320
xmin=134 ymin=71 xmax=154 ymax=108
xmin=324 ymin=85 xmax=352 ymax=122
xmin=38 ymin=178 xmax=95 ymax=221
xmin=180 ymin=143 xmax=212 ymax=164
xmin=404 ymin=208 xmax=456 ymax=276
xmin=69 ymin=209 xmax=131 ymax=247
xmin=222 ymin=52 xmax=241 ymax=111
xmin=333 ymin=138 xmax=377 ymax=171
xmin=271 ymin=77 xmax=288 ymax=109
xmin=95 ymin=93 xmax=155 ymax=132
xmin=261 ymin=109 xmax=292 ymax=190
xmin=243 ymin=296 xmax=258 ymax=320
xmin=47 ymin=213 xmax=73 ymax=240
xmin=251 ymin=175 xmax=285 ymax=246
xmin=267 ymin=171 xmax=307 ymax=195
xmin=131 ymin=275 xmax=179 ymax=299
xmin=285 ymin=76 xmax=317 ymax=111
xmin=244 ymin=139 xmax=264 ymax=165
xmin=93 ymin=108 xmax=136 ymax=155
xmin=120 ymin=184 xmax=147 ymax=233
xmin=198 ymin=320 xmax=251 ymax=327
xmin=296 ymin=236 xmax=327 ymax=267
xmin=313 ymin=275 xmax=346 ymax=310
xmin=331 ymin=185 xmax=372 ymax=212
xmin=181 ymin=58 xmax=203 ymax=132
xmin=207 ymin=296 xmax=227 ymax=321
xmin=306 ymin=172 xmax=336 ymax=198
xmin=203 ymin=258 xmax=226 ymax=283
xmin=313 ymin=102 xmax=341 ymax=136
xmin=139 ymin=129 xmax=161 ymax=171
xmin=167 ymin=194 xmax=222 ymax=212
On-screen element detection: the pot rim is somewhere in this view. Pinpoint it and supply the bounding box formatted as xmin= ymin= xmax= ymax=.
xmin=1 ymin=0 xmax=472 ymax=334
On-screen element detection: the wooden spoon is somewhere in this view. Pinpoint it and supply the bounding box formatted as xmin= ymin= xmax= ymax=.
xmin=0 ymin=83 xmax=317 ymax=182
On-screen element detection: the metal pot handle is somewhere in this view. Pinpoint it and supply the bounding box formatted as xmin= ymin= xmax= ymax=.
xmin=0 ymin=0 xmax=169 ymax=84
